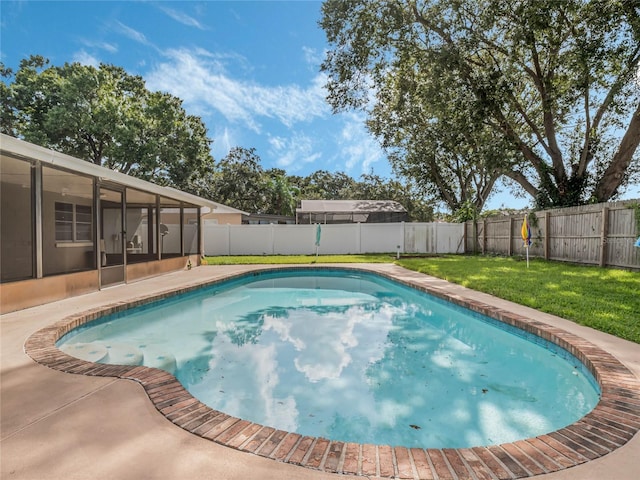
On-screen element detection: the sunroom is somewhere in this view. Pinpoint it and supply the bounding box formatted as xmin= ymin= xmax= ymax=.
xmin=0 ymin=134 xmax=231 ymax=313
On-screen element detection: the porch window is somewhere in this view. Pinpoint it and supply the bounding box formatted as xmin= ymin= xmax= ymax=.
xmin=55 ymin=202 xmax=92 ymax=242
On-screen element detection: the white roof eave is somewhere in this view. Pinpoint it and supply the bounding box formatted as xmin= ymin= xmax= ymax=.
xmin=1 ymin=134 xmax=235 ymax=211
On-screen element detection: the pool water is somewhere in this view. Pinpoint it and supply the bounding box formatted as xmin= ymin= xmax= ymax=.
xmin=58 ymin=269 xmax=600 ymax=448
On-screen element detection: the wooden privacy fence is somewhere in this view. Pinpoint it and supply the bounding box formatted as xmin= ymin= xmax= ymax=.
xmin=464 ymin=200 xmax=640 ymax=270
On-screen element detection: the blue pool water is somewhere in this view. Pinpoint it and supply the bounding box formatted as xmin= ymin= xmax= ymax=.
xmin=57 ymin=269 xmax=600 ymax=448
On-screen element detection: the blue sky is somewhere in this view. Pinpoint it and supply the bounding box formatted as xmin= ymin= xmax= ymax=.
xmin=1 ymin=1 xmax=637 ymax=210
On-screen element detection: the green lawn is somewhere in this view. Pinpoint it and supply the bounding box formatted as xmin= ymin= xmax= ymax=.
xmin=397 ymin=255 xmax=639 ymax=344
xmin=204 ymin=254 xmax=640 ymax=343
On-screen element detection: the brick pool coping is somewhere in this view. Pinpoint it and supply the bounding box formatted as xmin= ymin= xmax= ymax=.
xmin=24 ymin=265 xmax=640 ymax=480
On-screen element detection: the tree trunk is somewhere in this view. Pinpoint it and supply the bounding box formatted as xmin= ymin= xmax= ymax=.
xmin=593 ymin=103 xmax=640 ymax=202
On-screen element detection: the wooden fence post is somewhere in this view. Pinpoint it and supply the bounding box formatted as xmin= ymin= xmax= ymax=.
xmin=482 ymin=219 xmax=487 ymax=254
xmin=463 ymin=221 xmax=468 ymax=253
xmin=508 ymin=217 xmax=513 ymax=257
xmin=544 ymin=211 xmax=550 ymax=260
xmin=599 ymin=205 xmax=609 ymax=267
xmin=473 ymin=220 xmax=478 ymax=254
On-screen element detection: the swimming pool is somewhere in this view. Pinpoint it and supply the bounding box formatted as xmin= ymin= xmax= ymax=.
xmin=26 ymin=264 xmax=640 ymax=479
xmin=57 ymin=268 xmax=600 ymax=449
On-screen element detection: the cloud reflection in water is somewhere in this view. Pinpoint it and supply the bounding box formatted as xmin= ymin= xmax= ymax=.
xmin=61 ymin=272 xmax=600 ymax=448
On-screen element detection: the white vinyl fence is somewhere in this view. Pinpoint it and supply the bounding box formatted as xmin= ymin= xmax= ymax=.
xmin=204 ymin=222 xmax=464 ymax=256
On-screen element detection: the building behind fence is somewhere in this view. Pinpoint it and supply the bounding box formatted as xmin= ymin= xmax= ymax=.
xmin=465 ymin=200 xmax=640 ymax=270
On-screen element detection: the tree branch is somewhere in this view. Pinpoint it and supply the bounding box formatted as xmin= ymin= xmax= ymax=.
xmin=593 ymin=102 xmax=640 ymax=201
xmin=523 ymin=29 xmax=565 ymax=181
xmin=477 ymin=172 xmax=499 ymax=211
xmin=482 ymin=48 xmax=550 ymax=153
xmin=581 ymin=44 xmax=640 ymax=177
xmin=502 ymin=169 xmax=539 ymax=199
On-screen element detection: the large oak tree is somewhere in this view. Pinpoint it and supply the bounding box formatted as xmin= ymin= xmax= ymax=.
xmin=320 ymin=0 xmax=640 ymax=209
xmin=367 ymin=56 xmax=519 ymax=214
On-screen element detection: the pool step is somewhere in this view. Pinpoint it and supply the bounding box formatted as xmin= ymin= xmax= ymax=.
xmin=102 ymin=342 xmax=144 ymax=366
xmin=140 ymin=346 xmax=177 ymax=374
xmin=60 ymin=341 xmax=176 ymax=374
xmin=59 ymin=342 xmax=109 ymax=363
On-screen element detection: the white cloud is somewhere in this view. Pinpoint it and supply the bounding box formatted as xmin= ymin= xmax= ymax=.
xmin=113 ymin=20 xmax=151 ymax=46
xmin=79 ymin=39 xmax=118 ymax=54
xmin=141 ymin=47 xmax=387 ymax=177
xmin=336 ymin=112 xmax=385 ymax=174
xmin=72 ymin=50 xmax=100 ymax=67
xmin=145 ymin=48 xmax=329 ymax=134
xmin=268 ymin=132 xmax=322 ymax=171
xmin=302 ymin=46 xmax=323 ymax=68
xmin=200 ymin=337 xmax=299 ymax=432
xmin=268 ymin=136 xmax=286 ymax=151
xmin=159 ymin=5 xmax=206 ymax=30
xmin=210 ymin=126 xmax=236 ymax=160
xmin=273 ymin=303 xmax=391 ymax=383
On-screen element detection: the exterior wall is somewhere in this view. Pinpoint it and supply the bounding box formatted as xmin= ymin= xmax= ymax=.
xmin=202 ymin=212 xmax=243 ymax=225
xmin=1 ymin=270 xmax=99 ymax=314
xmin=126 ymin=255 xmax=200 ymax=283
xmin=242 ymin=214 xmax=295 ymax=224
xmin=296 ymin=211 xmax=408 ymax=224
xmin=203 ymin=222 xmax=465 ymax=256
xmin=1 ymin=256 xmax=203 ymax=314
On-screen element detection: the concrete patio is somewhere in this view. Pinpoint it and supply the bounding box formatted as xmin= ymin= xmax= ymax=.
xmin=2 ymin=264 xmax=639 ymax=479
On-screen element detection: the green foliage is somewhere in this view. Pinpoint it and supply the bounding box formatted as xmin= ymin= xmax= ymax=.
xmin=451 ymin=200 xmax=479 ymax=223
xmin=320 ymin=0 xmax=640 ymax=209
xmin=396 ymin=255 xmax=640 ymax=344
xmin=0 ymin=63 xmax=16 ymax=134
xmin=527 ymin=212 xmax=540 ymax=229
xmin=266 ymin=169 xmax=299 ymax=216
xmin=367 ymin=47 xmax=517 ymax=213
xmin=294 ymin=170 xmax=356 ymax=199
xmin=479 ymin=207 xmax=525 ymax=219
xmin=212 ymin=147 xmax=270 ymax=213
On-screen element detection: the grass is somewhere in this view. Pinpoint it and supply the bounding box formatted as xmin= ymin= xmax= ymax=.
xmin=398 ymin=255 xmax=640 ymax=344
xmin=203 ymin=254 xmax=640 ymax=344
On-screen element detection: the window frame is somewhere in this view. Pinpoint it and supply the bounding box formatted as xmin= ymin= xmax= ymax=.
xmin=55 ymin=201 xmax=93 ymax=244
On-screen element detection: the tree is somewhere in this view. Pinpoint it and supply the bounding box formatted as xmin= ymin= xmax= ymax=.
xmin=367 ymin=57 xmax=520 ymax=214
xmin=210 ymin=151 xmax=434 ymax=218
xmin=295 ymin=170 xmax=356 ymax=199
xmin=265 ymin=168 xmax=299 ymax=216
xmin=0 ymin=64 xmax=16 ymax=135
xmin=1 ymin=56 xmax=214 ymax=191
xmin=213 ymin=147 xmax=271 ymax=213
xmin=320 ymin=0 xmax=640 ymax=209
